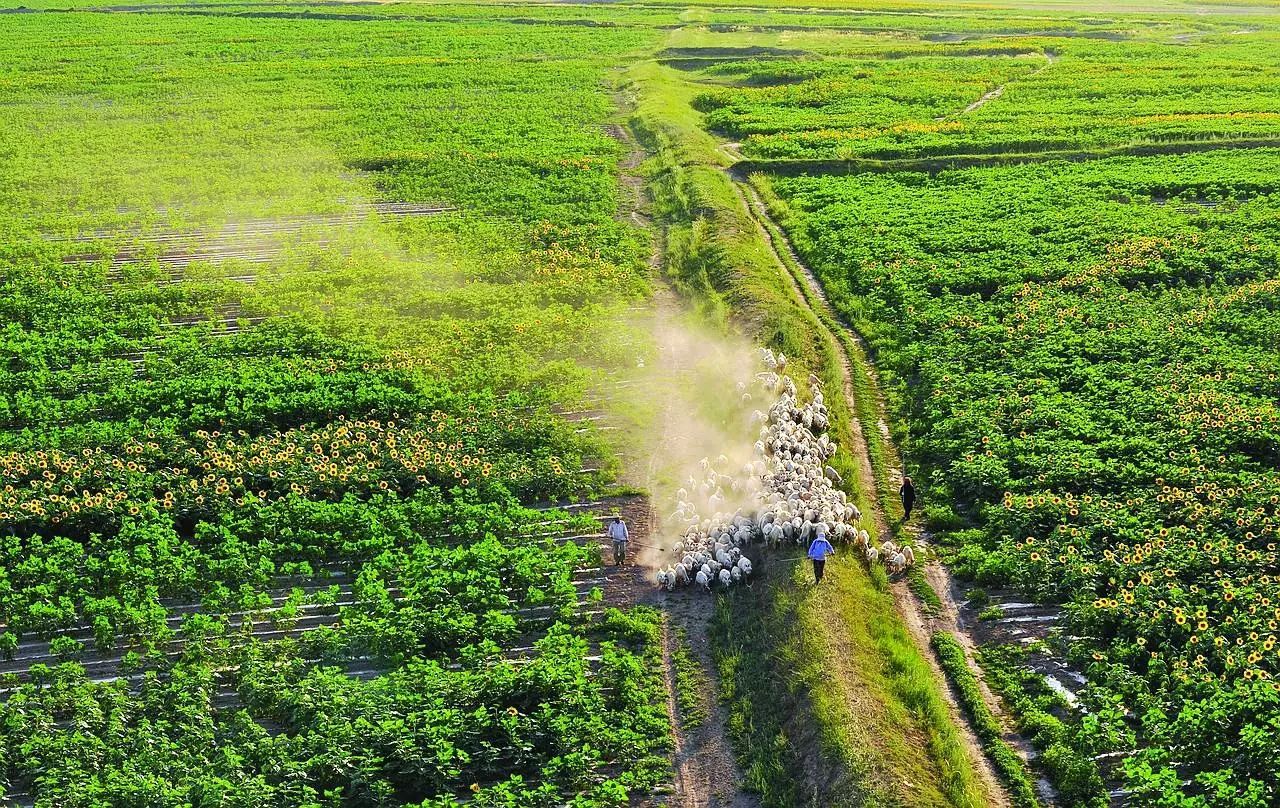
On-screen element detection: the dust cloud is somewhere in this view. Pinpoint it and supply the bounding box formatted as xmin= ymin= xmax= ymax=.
xmin=602 ymin=286 xmax=777 ymax=570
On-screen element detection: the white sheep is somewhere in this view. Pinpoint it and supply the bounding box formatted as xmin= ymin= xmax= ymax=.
xmin=658 ymin=366 xmax=864 ymax=593
xmin=888 ymin=551 xmax=907 ymax=575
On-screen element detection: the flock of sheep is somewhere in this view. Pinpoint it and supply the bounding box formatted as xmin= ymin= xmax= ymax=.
xmin=655 ymin=349 xmax=915 ymax=592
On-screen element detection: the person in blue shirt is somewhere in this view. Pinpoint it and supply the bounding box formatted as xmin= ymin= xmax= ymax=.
xmin=808 ymin=531 xmax=835 ymax=584
xmin=606 ymin=516 xmax=630 ymax=565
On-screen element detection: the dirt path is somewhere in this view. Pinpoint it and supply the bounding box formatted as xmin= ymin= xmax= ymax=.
xmin=605 ymin=91 xmax=762 ymax=808
xmin=939 ymin=50 xmax=1058 ymax=120
xmin=730 ymin=175 xmax=1032 ymax=808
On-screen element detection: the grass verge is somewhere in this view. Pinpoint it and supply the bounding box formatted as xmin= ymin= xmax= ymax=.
xmin=629 ymin=54 xmax=996 ymax=808
xmin=931 ymin=632 xmax=1044 ymax=808
xmin=671 ymin=626 xmax=708 ymax=729
xmin=908 ymin=565 xmax=944 ymax=617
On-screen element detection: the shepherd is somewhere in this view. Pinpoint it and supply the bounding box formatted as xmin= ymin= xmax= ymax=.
xmin=607 ymin=516 xmax=629 ymax=565
xmin=807 ymin=530 xmax=835 ymax=585
xmin=900 ymin=476 xmax=917 ymax=520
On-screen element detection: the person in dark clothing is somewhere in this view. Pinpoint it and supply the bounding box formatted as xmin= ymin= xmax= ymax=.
xmin=900 ymin=476 xmax=917 ymax=520
xmin=807 ymin=531 xmax=835 ymax=584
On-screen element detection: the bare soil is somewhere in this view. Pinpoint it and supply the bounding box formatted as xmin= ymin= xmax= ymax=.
xmin=601 ymin=101 xmax=762 ymax=808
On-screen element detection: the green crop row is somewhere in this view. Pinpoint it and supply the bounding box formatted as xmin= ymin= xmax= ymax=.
xmin=765 ymin=147 xmax=1280 ymax=803
xmin=931 ymin=632 xmax=1042 ymax=808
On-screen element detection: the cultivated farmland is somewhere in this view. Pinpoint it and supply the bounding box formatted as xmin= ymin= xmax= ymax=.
xmin=2 ymin=2 xmax=1279 ymax=808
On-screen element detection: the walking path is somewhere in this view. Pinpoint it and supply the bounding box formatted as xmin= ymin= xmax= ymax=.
xmin=729 ymin=171 xmax=1050 ymax=807
xmin=938 ymin=50 xmax=1058 ymax=120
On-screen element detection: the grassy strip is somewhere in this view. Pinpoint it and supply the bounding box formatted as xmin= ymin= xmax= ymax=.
xmin=627 ymin=62 xmax=829 ymax=373
xmin=671 ymin=626 xmax=708 ymax=729
xmin=632 ymin=57 xmax=994 ymax=808
xmin=931 ymin=633 xmax=1043 ymax=808
xmin=907 ymin=565 xmax=943 ymax=617
xmin=711 ymin=580 xmax=809 ymax=808
xmin=977 ymin=645 xmax=1109 ymax=808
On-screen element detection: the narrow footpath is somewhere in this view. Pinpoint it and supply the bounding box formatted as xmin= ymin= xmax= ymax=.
xmin=728 ymin=170 xmax=1052 ymax=807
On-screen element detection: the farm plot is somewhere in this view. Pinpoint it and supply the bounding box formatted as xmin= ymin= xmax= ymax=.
xmin=760 ymin=147 xmax=1280 ymax=804
xmin=0 ymin=6 xmax=674 ymax=806
xmin=682 ymin=20 xmax=1280 ymax=161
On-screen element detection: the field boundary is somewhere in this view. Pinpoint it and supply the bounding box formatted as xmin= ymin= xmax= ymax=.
xmin=731 ymin=168 xmax=1057 ymax=807
xmin=729 ymin=136 xmax=1280 ymax=177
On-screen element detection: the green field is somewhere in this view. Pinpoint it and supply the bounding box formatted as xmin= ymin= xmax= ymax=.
xmin=3 ymin=0 xmax=1280 ymax=806
xmin=0 ymin=7 xmax=672 ymax=805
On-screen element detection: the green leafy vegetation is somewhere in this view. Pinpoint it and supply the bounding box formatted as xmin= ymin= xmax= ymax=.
xmin=931 ymin=632 xmax=1042 ymax=808
xmin=0 ymin=6 xmax=672 ymax=805
xmin=978 ymin=643 xmax=1108 ymax=807
xmin=766 ymin=149 xmax=1280 ymax=802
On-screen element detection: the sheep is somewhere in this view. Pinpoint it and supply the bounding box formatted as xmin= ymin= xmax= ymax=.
xmin=888 ymin=551 xmax=907 ymax=575
xmin=656 ymin=569 xmax=672 ymax=590
xmin=865 ymin=546 xmax=879 ymax=565
xmin=696 ymin=569 xmax=710 ymax=591
xmin=901 ymin=545 xmax=916 ymax=566
xmin=674 ymin=563 xmax=690 ymax=585
xmin=658 ymin=366 xmax=865 ymax=593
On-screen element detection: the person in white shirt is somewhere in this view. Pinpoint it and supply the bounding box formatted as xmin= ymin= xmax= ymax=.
xmin=606 ymin=516 xmax=629 ymax=565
